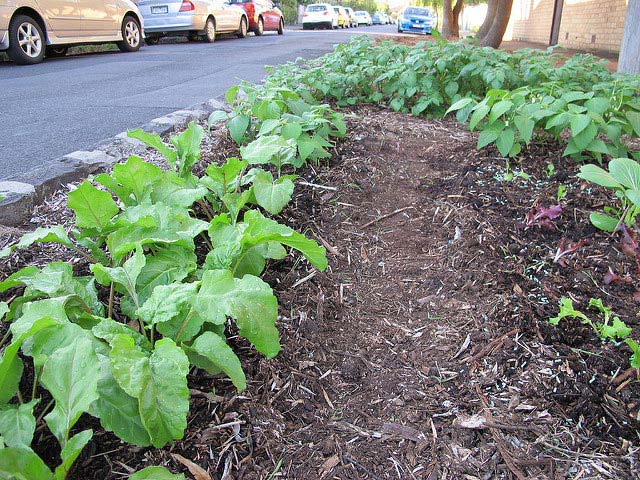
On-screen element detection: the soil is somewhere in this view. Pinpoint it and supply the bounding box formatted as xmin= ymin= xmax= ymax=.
xmin=2 ymin=106 xmax=640 ymax=479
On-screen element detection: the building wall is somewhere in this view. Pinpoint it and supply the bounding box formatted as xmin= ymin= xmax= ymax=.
xmin=508 ymin=0 xmax=627 ymax=53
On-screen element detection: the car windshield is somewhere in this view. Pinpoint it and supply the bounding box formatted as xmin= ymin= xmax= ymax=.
xmin=355 ymin=11 xmax=366 ymax=15
xmin=333 ymin=7 xmax=339 ymax=11
xmin=228 ymin=0 xmax=250 ymax=3
xmin=404 ymin=7 xmax=431 ymax=16
xmin=307 ymin=5 xmax=327 ymax=11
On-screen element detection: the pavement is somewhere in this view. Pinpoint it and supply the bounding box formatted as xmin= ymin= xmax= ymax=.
xmin=0 ymin=23 xmax=397 ymax=181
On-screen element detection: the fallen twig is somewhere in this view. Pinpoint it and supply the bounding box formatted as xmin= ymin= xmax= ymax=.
xmin=341 ymin=454 xmax=384 ymax=480
xmin=360 ymin=206 xmax=414 ymax=228
xmin=463 ymin=328 xmax=518 ymax=363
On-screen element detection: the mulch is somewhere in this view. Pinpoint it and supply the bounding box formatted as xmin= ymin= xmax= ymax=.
xmin=1 ymin=105 xmax=639 ymax=479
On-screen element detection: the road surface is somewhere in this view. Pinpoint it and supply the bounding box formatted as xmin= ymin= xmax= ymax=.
xmin=0 ymin=24 xmax=398 ymax=181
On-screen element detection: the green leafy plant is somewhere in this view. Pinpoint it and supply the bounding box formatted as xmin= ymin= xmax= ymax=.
xmin=578 ymin=158 xmax=640 ymax=232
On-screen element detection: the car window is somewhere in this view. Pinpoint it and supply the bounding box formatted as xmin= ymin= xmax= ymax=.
xmin=307 ymin=5 xmax=327 ymax=11
xmin=404 ymin=7 xmax=431 ymax=16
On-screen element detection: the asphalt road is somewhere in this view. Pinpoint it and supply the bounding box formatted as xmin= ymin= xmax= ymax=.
xmin=0 ymin=24 xmax=398 ymax=181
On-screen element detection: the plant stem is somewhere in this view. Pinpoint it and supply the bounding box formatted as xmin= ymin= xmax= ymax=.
xmin=197 ymin=199 xmax=215 ymax=221
xmin=108 ymin=282 xmax=114 ymax=319
xmin=31 ymin=366 xmax=41 ymax=401
xmin=35 ymin=399 xmax=55 ymax=425
xmin=200 ymin=232 xmax=214 ymax=251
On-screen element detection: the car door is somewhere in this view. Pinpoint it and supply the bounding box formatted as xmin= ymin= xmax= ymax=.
xmin=263 ymin=0 xmax=278 ymax=28
xmin=40 ymin=0 xmax=82 ymax=39
xmin=210 ymin=0 xmax=232 ymax=30
xmin=78 ymin=0 xmax=120 ymax=38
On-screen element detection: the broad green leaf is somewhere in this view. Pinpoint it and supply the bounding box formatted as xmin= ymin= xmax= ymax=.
xmin=95 ymin=360 xmax=151 ymax=446
xmin=570 ymin=114 xmax=591 ymax=137
xmin=578 ymin=164 xmax=621 ymax=189
xmin=496 ymin=129 xmax=515 ymax=157
xmin=0 ymin=266 xmax=40 ymax=293
xmin=139 ymin=339 xmax=190 ymax=447
xmin=41 ymin=337 xmax=100 ymax=447
xmin=0 ymin=447 xmax=53 ymax=480
xmin=225 ymin=85 xmax=239 ymax=105
xmin=609 ymin=158 xmax=640 ymax=190
xmin=130 ymin=466 xmax=185 ymax=480
xmin=240 ymin=135 xmax=296 ymax=166
xmin=96 ymin=156 xmax=163 ymax=206
xmin=91 ymin=247 xmax=146 ymax=305
xmin=282 ymin=122 xmax=302 ymax=140
xmin=571 ymin=123 xmax=598 ymax=152
xmin=27 ymin=323 xmax=96 ymax=370
xmin=1 ymin=226 xmax=75 ymax=260
xmin=53 ymin=429 xmax=92 ymax=480
xmin=186 ymin=331 xmax=246 ymax=391
xmin=227 ymin=114 xmax=250 ymax=144
xmin=488 ymin=100 xmax=513 ymax=123
xmin=600 ymin=317 xmax=632 ymax=341
xmin=109 ymin=335 xmax=150 ymax=399
xmin=137 ymin=283 xmax=201 ymax=342
xmin=68 ymin=181 xmax=119 ymax=231
xmin=626 ymin=338 xmax=640 ymax=368
xmin=208 ymin=110 xmax=229 ymax=128
xmin=626 ymin=111 xmax=640 ymax=137
xmin=469 ymin=103 xmax=490 ymax=130
xmin=0 ymin=400 xmax=38 ymax=448
xmin=92 ymin=318 xmax=152 ymax=351
xmin=252 ymin=170 xmax=295 ymax=215
xmin=201 ymin=157 xmax=247 ymax=198
xmin=477 ymin=125 xmax=503 ymax=150
xmin=589 ymin=213 xmax=619 ymax=232
xmin=0 ymin=302 xmax=7 ymax=321
xmin=625 ymin=189 xmax=640 ymax=209
xmin=127 ymin=129 xmax=178 ymax=167
xmin=170 ymin=122 xmax=205 ymax=176
xmin=194 ymin=270 xmax=280 ymax=357
xmin=444 ymin=97 xmax=474 ymax=115
xmin=514 ymin=115 xmax=535 ymax=144
xmin=136 ymin=245 xmax=197 ymax=306
xmin=10 ymin=299 xmax=67 ymax=343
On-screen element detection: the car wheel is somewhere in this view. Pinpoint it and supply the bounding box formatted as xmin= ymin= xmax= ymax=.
xmin=255 ymin=17 xmax=264 ymax=36
xmin=117 ymin=15 xmax=141 ymax=52
xmin=237 ymin=16 xmax=248 ymax=38
xmin=277 ymin=18 xmax=284 ymax=35
xmin=7 ymin=14 xmax=45 ymax=65
xmin=46 ymin=46 xmax=68 ymax=58
xmin=145 ymin=35 xmax=160 ymax=45
xmin=204 ymin=17 xmax=215 ymax=42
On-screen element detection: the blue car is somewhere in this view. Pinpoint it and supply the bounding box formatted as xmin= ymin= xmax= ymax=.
xmin=397 ymin=6 xmax=435 ymax=34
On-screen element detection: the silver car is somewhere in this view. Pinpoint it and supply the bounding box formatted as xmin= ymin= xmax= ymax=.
xmin=0 ymin=0 xmax=144 ymax=65
xmin=138 ymin=0 xmax=248 ymax=44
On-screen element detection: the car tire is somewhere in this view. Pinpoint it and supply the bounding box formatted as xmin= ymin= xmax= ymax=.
xmin=204 ymin=17 xmax=215 ymax=42
xmin=46 ymin=46 xmax=68 ymax=58
xmin=117 ymin=15 xmax=142 ymax=53
xmin=277 ymin=18 xmax=284 ymax=35
xmin=7 ymin=14 xmax=45 ymax=65
xmin=255 ymin=17 xmax=264 ymax=36
xmin=237 ymin=17 xmax=248 ymax=38
xmin=145 ymin=35 xmax=160 ymax=45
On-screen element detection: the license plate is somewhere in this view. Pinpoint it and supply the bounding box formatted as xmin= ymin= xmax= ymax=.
xmin=151 ymin=6 xmax=168 ymax=14
xmin=413 ymin=24 xmax=422 ymax=28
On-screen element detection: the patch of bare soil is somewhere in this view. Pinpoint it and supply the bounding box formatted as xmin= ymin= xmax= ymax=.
xmin=2 ymin=106 xmax=639 ymax=479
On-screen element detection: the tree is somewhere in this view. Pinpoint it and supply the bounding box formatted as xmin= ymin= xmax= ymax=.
xmin=618 ymin=0 xmax=640 ymax=74
xmin=442 ymin=0 xmax=464 ymax=39
xmin=475 ymin=0 xmax=497 ymax=40
xmin=477 ymin=0 xmax=513 ymax=48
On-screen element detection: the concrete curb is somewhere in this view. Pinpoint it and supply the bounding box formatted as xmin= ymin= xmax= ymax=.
xmin=0 ymin=97 xmax=230 ymax=226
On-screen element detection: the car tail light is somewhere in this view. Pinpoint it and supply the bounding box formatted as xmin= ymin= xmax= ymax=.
xmin=179 ymin=0 xmax=194 ymax=11
xmin=323 ymin=10 xmax=328 ymax=15
xmin=303 ymin=12 xmax=308 ymax=16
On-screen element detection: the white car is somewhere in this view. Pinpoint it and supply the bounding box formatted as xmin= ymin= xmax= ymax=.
xmin=302 ymin=3 xmax=337 ymax=30
xmin=354 ymin=10 xmax=371 ymax=26
xmin=139 ymin=0 xmax=248 ymax=43
xmin=0 ymin=0 xmax=144 ymax=64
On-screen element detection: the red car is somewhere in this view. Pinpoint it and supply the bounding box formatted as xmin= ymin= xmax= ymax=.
xmin=229 ymin=0 xmax=285 ymax=35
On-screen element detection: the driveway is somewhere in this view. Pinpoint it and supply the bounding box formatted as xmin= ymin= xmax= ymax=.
xmin=0 ymin=24 xmax=397 ymax=181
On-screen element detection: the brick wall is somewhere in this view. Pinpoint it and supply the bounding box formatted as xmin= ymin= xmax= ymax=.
xmin=509 ymin=0 xmax=627 ymax=54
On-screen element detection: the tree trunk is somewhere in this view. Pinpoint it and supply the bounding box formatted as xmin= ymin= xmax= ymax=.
xmin=479 ymin=0 xmax=513 ymax=48
xmin=476 ymin=0 xmax=498 ymax=41
xmin=618 ymin=0 xmax=640 ymax=74
xmin=442 ymin=0 xmax=464 ymax=39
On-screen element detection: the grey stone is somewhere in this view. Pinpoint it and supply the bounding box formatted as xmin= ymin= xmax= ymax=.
xmin=63 ymin=150 xmax=116 ymax=169
xmin=0 ymin=181 xmax=36 ymax=196
xmin=0 ymin=182 xmax=36 ymax=226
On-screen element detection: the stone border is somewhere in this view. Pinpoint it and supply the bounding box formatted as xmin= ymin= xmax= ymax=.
xmin=0 ymin=98 xmax=229 ymax=226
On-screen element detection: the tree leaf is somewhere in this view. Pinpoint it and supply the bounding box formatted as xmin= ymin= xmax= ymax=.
xmin=194 ymin=270 xmax=280 ymax=358
xmin=68 ymin=181 xmax=119 ymax=231
xmin=0 ymin=400 xmax=38 ymax=448
xmin=53 ymin=429 xmax=92 ymax=480
xmin=41 ymin=337 xmax=100 ymax=447
xmin=186 ymin=332 xmax=246 ymax=391
xmin=252 ymin=170 xmax=295 ymax=215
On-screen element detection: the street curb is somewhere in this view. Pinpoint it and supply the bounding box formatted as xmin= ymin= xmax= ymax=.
xmin=0 ymin=97 xmax=230 ymax=226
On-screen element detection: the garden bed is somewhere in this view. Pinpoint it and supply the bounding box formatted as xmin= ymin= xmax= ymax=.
xmin=2 ymin=105 xmax=638 ymax=479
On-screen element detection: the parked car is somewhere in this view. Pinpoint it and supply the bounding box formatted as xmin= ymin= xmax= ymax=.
xmin=139 ymin=0 xmax=248 ymax=44
xmin=0 ymin=0 xmax=143 ymax=64
xmin=229 ymin=0 xmax=284 ymax=35
xmin=397 ymin=6 xmax=435 ymax=34
xmin=332 ymin=6 xmax=349 ymax=28
xmin=344 ymin=7 xmax=358 ymax=28
xmin=381 ymin=13 xmax=391 ymax=24
xmin=302 ymin=3 xmax=337 ymax=30
xmin=371 ymin=12 xmax=383 ymax=24
xmin=354 ymin=10 xmax=371 ymax=26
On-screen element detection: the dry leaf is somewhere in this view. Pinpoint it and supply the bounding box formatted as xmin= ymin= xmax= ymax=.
xmin=172 ymin=453 xmax=212 ymax=480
